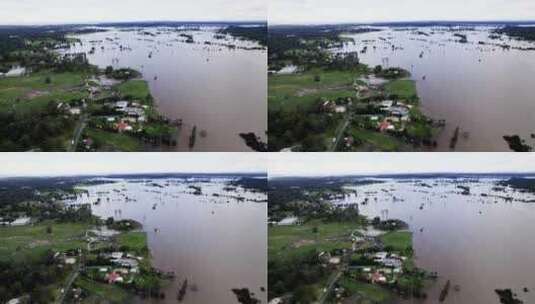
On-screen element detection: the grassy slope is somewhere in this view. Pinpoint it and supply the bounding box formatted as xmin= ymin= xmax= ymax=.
xmin=0 ymin=221 xmax=90 ymax=263
xmin=115 ymin=80 xmax=151 ymax=104
xmin=76 ymin=277 xmax=132 ymax=304
xmin=85 ymin=128 xmax=142 ymax=152
xmin=339 ymin=277 xmax=393 ymax=303
xmin=116 ymin=231 xmax=148 ymax=257
xmin=269 ymin=219 xmax=363 ymax=262
xmin=384 ymin=79 xmax=418 ymax=104
xmin=269 ymin=68 xmax=365 ymax=111
xmin=0 ymin=71 xmax=89 ymax=114
xmin=380 ymin=231 xmax=412 ymax=252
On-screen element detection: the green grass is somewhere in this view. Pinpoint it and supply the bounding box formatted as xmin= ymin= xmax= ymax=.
xmin=116 ymin=231 xmax=148 ymax=257
xmin=85 ymin=128 xmax=142 ymax=151
xmin=76 ymin=277 xmax=132 ymax=304
xmin=0 ymin=221 xmax=90 ymax=263
xmin=269 ymin=219 xmax=364 ymax=261
xmin=269 ymin=68 xmax=365 ymax=111
xmin=348 ymin=128 xmax=409 ymax=152
xmin=339 ymin=277 xmax=393 ymax=303
xmin=384 ymin=79 xmax=418 ymax=104
xmin=380 ymin=231 xmax=412 ymax=253
xmin=115 ymin=80 xmax=151 ymax=103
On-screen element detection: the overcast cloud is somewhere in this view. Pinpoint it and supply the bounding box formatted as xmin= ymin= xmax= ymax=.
xmin=270 ymin=0 xmax=535 ymax=25
xmin=0 ymin=0 xmax=265 ymax=25
xmin=0 ymin=153 xmax=266 ymax=177
xmin=269 ymin=153 xmax=535 ymax=177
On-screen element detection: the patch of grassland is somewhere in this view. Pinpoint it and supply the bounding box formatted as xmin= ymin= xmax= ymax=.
xmin=380 ymin=231 xmax=412 ymax=253
xmin=269 ymin=219 xmax=364 ymax=261
xmin=384 ymin=79 xmax=418 ymax=104
xmin=76 ymin=277 xmax=132 ymax=304
xmin=269 ymin=68 xmax=366 ymax=111
xmin=0 ymin=71 xmax=89 ymax=113
xmin=347 ymin=128 xmax=410 ymax=152
xmin=115 ymin=79 xmax=151 ymax=103
xmin=84 ymin=128 xmax=142 ymax=151
xmin=339 ymin=277 xmax=393 ymax=303
xmin=116 ymin=231 xmax=149 ymax=257
xmin=0 ymin=221 xmax=90 ymax=263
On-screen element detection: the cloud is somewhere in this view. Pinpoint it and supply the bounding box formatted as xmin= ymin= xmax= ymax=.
xmin=269 ymin=0 xmax=535 ymax=24
xmin=0 ymin=0 xmax=266 ymax=24
xmin=269 ymin=153 xmax=535 ymax=177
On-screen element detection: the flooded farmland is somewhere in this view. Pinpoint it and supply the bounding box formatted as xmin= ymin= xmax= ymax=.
xmin=66 ymin=175 xmax=267 ymax=303
xmin=338 ymin=26 xmax=535 ymax=151
xmin=64 ymin=25 xmax=267 ymax=151
xmin=334 ymin=176 xmax=535 ymax=303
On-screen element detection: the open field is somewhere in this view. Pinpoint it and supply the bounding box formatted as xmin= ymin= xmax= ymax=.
xmin=85 ymin=128 xmax=142 ymax=151
xmin=75 ymin=277 xmax=133 ymax=304
xmin=269 ymin=68 xmax=366 ymax=111
xmin=0 ymin=221 xmax=90 ymax=263
xmin=0 ymin=71 xmax=89 ymax=114
xmin=269 ymin=219 xmax=364 ymax=261
xmin=115 ymin=79 xmax=151 ymax=103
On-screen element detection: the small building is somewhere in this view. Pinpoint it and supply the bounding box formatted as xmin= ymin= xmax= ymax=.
xmin=329 ymin=257 xmax=341 ymax=265
xmin=115 ymin=101 xmax=129 ymax=111
xmin=69 ymin=108 xmax=81 ymax=115
xmin=11 ymin=217 xmax=31 ymax=226
xmin=335 ymin=105 xmax=347 ymax=113
xmin=65 ymin=257 xmax=76 ymax=265
xmin=277 ymin=216 xmax=301 ymax=226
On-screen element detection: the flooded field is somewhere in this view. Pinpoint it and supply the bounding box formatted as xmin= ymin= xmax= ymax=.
xmin=65 ymin=26 xmax=267 ymax=151
xmin=67 ymin=175 xmax=267 ymax=303
xmin=334 ymin=176 xmax=535 ymax=303
xmin=338 ymin=26 xmax=535 ymax=151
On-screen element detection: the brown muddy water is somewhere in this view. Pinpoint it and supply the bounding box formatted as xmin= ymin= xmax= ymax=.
xmin=338 ymin=26 xmax=535 ymax=151
xmin=65 ymin=26 xmax=267 ymax=151
xmin=334 ymin=176 xmax=535 ymax=303
xmin=67 ymin=176 xmax=267 ymax=303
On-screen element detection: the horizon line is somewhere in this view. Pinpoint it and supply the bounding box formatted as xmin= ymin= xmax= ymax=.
xmin=0 ymin=19 xmax=267 ymax=27
xmin=0 ymin=172 xmax=268 ymax=179
xmin=269 ymin=172 xmax=535 ymax=179
xmin=268 ymin=19 xmax=535 ymax=27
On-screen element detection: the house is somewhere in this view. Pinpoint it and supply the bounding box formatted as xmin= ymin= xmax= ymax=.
xmin=335 ymin=105 xmax=347 ymax=113
xmin=389 ymin=106 xmax=409 ymax=118
xmin=329 ymin=257 xmax=341 ymax=265
xmin=11 ymin=217 xmax=31 ymax=226
xmin=380 ymin=100 xmax=394 ymax=108
xmin=106 ymin=272 xmax=124 ymax=284
xmin=370 ymin=272 xmax=387 ymax=284
xmin=117 ymin=122 xmax=132 ymax=132
xmin=378 ymin=121 xmax=392 ymax=132
xmin=111 ymin=252 xmax=123 ymax=259
xmin=69 ymin=107 xmax=81 ymax=115
xmin=115 ymin=101 xmax=129 ymax=111
xmin=277 ymin=216 xmax=301 ymax=226
xmin=268 ymin=298 xmax=283 ymax=304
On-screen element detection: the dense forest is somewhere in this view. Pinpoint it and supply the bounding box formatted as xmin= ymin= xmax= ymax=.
xmin=221 ymin=25 xmax=267 ymax=46
xmin=495 ymin=26 xmax=535 ymax=41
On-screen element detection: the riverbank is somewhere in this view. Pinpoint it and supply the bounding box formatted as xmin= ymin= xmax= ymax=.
xmin=268 ymin=216 xmax=431 ymax=303
xmin=268 ymin=65 xmax=438 ymax=151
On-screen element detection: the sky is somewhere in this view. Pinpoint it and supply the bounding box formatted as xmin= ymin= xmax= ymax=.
xmin=0 ymin=0 xmax=265 ymax=25
xmin=270 ymin=0 xmax=535 ymax=25
xmin=269 ymin=153 xmax=535 ymax=177
xmin=0 ymin=153 xmax=267 ymax=177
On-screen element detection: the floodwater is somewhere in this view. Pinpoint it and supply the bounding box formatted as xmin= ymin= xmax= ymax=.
xmin=67 ymin=176 xmax=267 ymax=303
xmin=338 ymin=26 xmax=535 ymax=151
xmin=335 ymin=177 xmax=535 ymax=304
xmin=66 ymin=26 xmax=267 ymax=151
